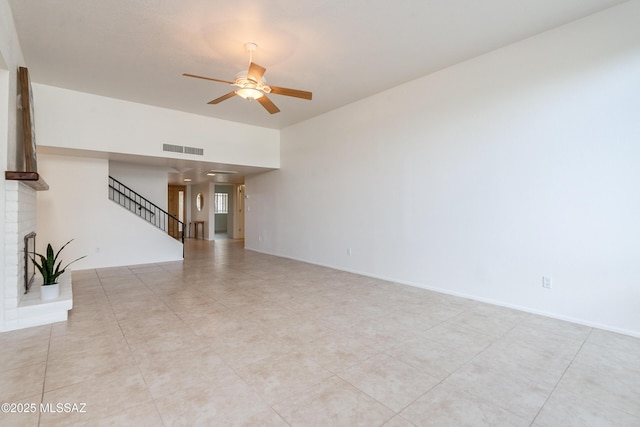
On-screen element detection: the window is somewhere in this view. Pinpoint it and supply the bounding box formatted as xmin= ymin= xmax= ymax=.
xmin=214 ymin=193 xmax=228 ymax=214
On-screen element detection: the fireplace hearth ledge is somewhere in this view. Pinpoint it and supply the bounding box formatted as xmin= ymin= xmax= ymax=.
xmin=14 ymin=273 xmax=73 ymax=329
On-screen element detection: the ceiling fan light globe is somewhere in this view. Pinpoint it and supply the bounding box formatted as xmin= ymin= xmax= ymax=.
xmin=235 ymin=87 xmax=263 ymax=100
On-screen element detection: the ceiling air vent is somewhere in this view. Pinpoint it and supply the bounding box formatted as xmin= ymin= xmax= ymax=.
xmin=163 ymin=143 xmax=183 ymax=153
xmin=184 ymin=146 xmax=204 ymax=156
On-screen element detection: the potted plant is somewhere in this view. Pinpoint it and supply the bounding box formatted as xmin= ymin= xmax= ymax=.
xmin=31 ymin=239 xmax=86 ymax=300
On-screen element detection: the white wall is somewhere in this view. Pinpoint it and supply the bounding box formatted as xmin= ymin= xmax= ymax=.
xmin=246 ymin=2 xmax=640 ymax=336
xmin=0 ymin=63 xmax=8 ymax=332
xmin=109 ymin=160 xmax=169 ymax=208
xmin=1 ymin=0 xmax=28 ymax=331
xmin=0 ymin=0 xmax=24 ymax=172
xmin=33 ymin=84 xmax=280 ymax=169
xmin=37 ymin=153 xmax=183 ymax=270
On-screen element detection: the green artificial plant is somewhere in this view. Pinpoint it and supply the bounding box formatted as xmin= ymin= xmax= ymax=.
xmin=31 ymin=239 xmax=86 ymax=285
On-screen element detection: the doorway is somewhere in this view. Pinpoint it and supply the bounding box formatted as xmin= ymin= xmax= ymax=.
xmin=213 ymin=185 xmax=232 ymax=240
xmin=212 ymin=184 xmax=245 ymax=240
xmin=167 ymin=185 xmax=186 ymax=239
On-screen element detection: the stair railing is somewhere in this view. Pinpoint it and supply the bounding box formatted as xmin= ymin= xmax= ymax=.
xmin=108 ymin=176 xmax=185 ymax=247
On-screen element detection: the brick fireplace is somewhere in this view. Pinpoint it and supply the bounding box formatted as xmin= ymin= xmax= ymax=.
xmin=2 ymin=180 xmax=72 ymax=331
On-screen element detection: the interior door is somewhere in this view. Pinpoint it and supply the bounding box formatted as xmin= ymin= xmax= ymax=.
xmin=167 ymin=185 xmax=186 ymax=239
xmin=235 ymin=185 xmax=245 ymax=239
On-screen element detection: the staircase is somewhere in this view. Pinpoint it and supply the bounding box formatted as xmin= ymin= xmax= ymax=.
xmin=108 ymin=176 xmax=185 ymax=246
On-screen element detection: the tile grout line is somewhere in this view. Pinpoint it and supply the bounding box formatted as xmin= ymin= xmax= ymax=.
xmin=37 ymin=324 xmax=53 ymax=427
xmin=381 ymin=312 xmax=532 ymax=422
xmin=527 ymin=327 xmax=594 ymax=427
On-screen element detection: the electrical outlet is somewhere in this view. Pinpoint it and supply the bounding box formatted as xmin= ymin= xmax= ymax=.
xmin=542 ymin=276 xmax=552 ymax=289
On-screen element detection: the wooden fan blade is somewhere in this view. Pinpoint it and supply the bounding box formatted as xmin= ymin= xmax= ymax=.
xmin=257 ymin=95 xmax=280 ymax=114
xmin=208 ymin=92 xmax=236 ymax=104
xmin=247 ymin=62 xmax=266 ymax=82
xmin=183 ymin=73 xmax=235 ymax=85
xmin=269 ymin=85 xmax=313 ymax=100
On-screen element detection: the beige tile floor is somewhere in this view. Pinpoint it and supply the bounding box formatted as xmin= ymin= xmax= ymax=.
xmin=1 ymin=238 xmax=639 ymax=426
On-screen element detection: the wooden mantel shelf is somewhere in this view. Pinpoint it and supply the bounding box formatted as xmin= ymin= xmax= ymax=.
xmin=5 ymin=171 xmax=49 ymax=191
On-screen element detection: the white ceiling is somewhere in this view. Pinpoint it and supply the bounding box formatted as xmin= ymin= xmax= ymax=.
xmin=8 ymin=0 xmax=629 ymax=183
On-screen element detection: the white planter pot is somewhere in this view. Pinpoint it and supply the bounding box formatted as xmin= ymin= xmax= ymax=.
xmin=41 ymin=283 xmax=60 ymax=301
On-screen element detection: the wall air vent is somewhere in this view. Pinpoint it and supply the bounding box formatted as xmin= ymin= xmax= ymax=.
xmin=163 ymin=144 xmax=184 ymax=153
xmin=163 ymin=144 xmax=204 ymax=156
xmin=184 ymin=146 xmax=204 ymax=156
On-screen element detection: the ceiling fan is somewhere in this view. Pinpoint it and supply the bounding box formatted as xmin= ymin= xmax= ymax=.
xmin=183 ymin=42 xmax=312 ymax=114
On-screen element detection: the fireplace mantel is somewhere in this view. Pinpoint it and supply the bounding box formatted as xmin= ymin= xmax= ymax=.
xmin=5 ymin=171 xmax=49 ymax=191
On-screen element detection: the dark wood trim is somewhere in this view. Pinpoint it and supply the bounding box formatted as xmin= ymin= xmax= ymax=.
xmin=18 ymin=67 xmax=38 ymax=173
xmin=5 ymin=171 xmax=49 ymax=191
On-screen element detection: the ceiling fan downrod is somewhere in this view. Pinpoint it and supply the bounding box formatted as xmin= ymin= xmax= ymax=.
xmin=244 ymin=42 xmax=258 ymax=66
